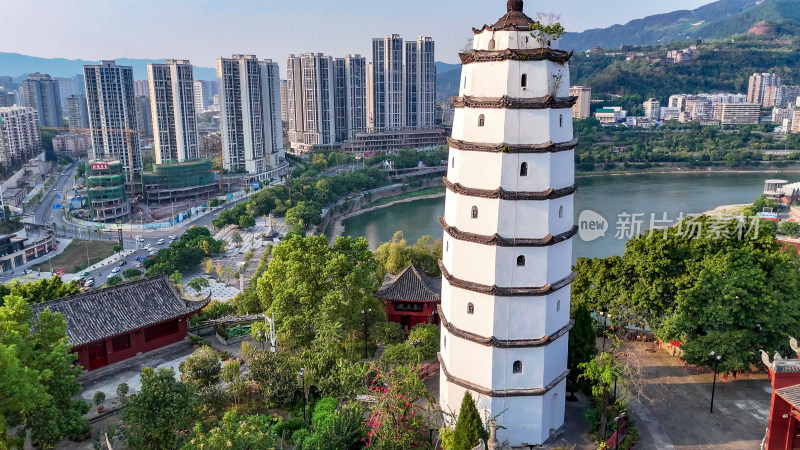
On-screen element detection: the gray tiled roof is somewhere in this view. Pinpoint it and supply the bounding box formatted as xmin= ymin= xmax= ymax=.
xmin=777 ymin=384 xmax=800 ymax=409
xmin=375 ymin=263 xmax=441 ymax=302
xmin=32 ymin=275 xmax=208 ymax=347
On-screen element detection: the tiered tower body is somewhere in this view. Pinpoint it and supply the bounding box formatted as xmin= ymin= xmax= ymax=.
xmin=438 ymin=1 xmax=577 ymax=445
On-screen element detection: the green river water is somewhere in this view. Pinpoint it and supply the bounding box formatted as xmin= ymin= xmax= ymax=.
xmin=342 ymin=171 xmax=798 ymax=260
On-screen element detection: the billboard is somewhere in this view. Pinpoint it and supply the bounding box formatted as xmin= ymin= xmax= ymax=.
xmin=90 ymin=162 xmax=109 ymax=171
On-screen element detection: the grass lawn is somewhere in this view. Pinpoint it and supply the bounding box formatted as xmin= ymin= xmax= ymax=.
xmin=31 ymin=239 xmax=119 ymax=274
xmin=368 ymin=186 xmax=444 ymax=208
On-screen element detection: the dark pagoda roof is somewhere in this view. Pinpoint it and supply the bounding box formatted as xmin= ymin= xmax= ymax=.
xmin=375 ymin=263 xmax=442 ymax=302
xmin=32 ymin=275 xmax=209 ymax=347
xmin=473 ymin=0 xmax=536 ymax=35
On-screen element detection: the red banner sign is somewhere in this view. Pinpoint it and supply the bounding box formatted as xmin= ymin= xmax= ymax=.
xmin=90 ymin=162 xmax=109 ymax=171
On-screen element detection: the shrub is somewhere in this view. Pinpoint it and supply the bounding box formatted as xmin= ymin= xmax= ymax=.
xmin=273 ymin=417 xmax=304 ymax=440
xmin=178 ymin=346 xmax=221 ymax=391
xmin=312 ymin=397 xmax=338 ymax=432
xmin=291 ymin=428 xmax=310 ymax=446
xmin=452 ymin=392 xmax=488 ymax=450
xmin=407 ymin=323 xmax=440 ymax=360
xmin=371 ymin=321 xmax=405 ymax=345
xmin=380 ymin=343 xmax=421 ymax=367
xmin=93 ymin=391 xmax=106 ymax=407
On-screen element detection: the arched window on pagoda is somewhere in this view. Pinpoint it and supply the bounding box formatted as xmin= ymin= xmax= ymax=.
xmin=560 ymin=114 xmax=564 ymax=127
xmin=559 ymin=205 xmax=564 ymax=218
xmin=513 ymin=361 xmax=523 ymax=374
xmin=517 ymin=255 xmax=526 ymax=267
xmin=521 ymin=74 xmax=527 ymax=89
xmin=471 ymin=206 xmax=479 ymax=219
xmin=478 ymin=114 xmax=485 ymax=127
xmin=488 ymin=39 xmax=496 ymax=50
xmin=467 ymin=303 xmax=474 ymax=315
xmin=520 ymin=162 xmax=528 ymax=176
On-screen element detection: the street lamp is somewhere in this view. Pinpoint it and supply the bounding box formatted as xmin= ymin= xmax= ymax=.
xmin=298 ymin=368 xmax=306 ymax=423
xmin=599 ymin=308 xmax=608 ymax=352
xmin=614 ymin=412 xmax=627 ymax=449
xmin=361 ymin=308 xmax=372 ymax=359
xmin=709 ymin=351 xmax=722 ymax=413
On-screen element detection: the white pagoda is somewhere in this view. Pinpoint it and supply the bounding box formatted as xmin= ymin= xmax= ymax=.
xmin=438 ymin=0 xmax=577 ymax=445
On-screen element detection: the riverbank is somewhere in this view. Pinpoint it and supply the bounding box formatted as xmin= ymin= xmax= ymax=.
xmin=576 ymin=163 xmax=800 ymax=178
xmin=330 ymin=191 xmax=445 ymax=241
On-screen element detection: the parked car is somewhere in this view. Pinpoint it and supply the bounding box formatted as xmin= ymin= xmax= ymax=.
xmin=169 ymin=235 xmax=177 ymax=240
xmin=157 ymin=239 xmax=165 ymax=245
xmin=118 ymin=260 xmax=126 ymax=266
xmin=83 ymin=279 xmax=95 ymax=287
xmin=111 ymin=267 xmax=120 ymax=274
xmin=144 ymin=244 xmax=152 ymax=249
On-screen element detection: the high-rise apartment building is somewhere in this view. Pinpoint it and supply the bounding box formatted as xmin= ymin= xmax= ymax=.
xmin=216 ymin=55 xmax=284 ymax=176
xmin=404 ymin=36 xmax=436 ymax=129
xmin=643 ymin=98 xmax=661 ymax=121
xmin=83 ymin=61 xmax=142 ymax=180
xmin=148 ymin=60 xmax=199 ymax=163
xmin=134 ymin=95 xmax=153 ymax=139
xmin=286 ymin=53 xmax=336 ymax=152
xmin=569 ymin=86 xmax=591 ymax=119
xmin=0 ymin=106 xmax=41 ymax=165
xmin=332 ymin=55 xmax=368 ymax=142
xmin=712 ymin=102 xmax=761 ymax=125
xmin=366 ymin=62 xmax=374 ymax=129
xmin=193 ymin=80 xmax=214 ymax=112
xmin=134 ymin=80 xmax=150 ymax=97
xmin=372 ymin=34 xmax=405 ymax=131
xmin=279 ymin=80 xmax=289 ymax=145
xmin=21 ymin=73 xmax=62 ymax=127
xmin=55 ymin=77 xmax=80 ymax=106
xmin=67 ymin=94 xmax=89 ymax=130
xmin=748 ymin=73 xmax=783 ymax=106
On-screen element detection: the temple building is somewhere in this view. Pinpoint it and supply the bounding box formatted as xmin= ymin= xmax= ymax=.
xmin=763 ymin=340 xmax=800 ymax=449
xmin=375 ymin=263 xmax=441 ymax=333
xmin=32 ymin=276 xmax=208 ymax=371
xmin=438 ymin=0 xmax=577 ymax=444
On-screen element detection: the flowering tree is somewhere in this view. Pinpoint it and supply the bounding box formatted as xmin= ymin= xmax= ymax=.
xmin=364 ymin=364 xmax=436 ymax=449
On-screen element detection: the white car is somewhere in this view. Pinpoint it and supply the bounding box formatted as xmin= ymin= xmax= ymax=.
xmin=144 ymin=244 xmax=152 ymax=249
xmin=169 ymin=235 xmax=177 ymax=240
xmin=111 ymin=267 xmax=121 ymax=274
xmin=157 ymin=239 xmax=165 ymax=245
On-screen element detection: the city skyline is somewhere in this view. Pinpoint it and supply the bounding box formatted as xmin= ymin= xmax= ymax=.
xmin=1 ymin=0 xmax=717 ymax=75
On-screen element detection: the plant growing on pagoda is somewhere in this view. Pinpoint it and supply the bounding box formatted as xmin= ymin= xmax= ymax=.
xmin=529 ymin=12 xmax=565 ymax=47
xmin=451 ymin=391 xmax=489 ymax=450
xmin=363 ymin=364 xmax=437 ymax=449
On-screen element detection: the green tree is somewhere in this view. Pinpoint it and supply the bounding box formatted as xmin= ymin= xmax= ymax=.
xmin=179 ymin=346 xmax=221 ymax=392
xmin=407 ymin=323 xmax=440 ymax=360
xmin=169 ymin=270 xmax=184 ymax=286
xmin=567 ymin=304 xmax=597 ymax=398
xmin=106 ymin=276 xmax=123 ymax=287
xmin=374 ymin=231 xmax=442 ymax=277
xmin=122 ymin=268 xmax=142 ymax=280
xmin=256 ymin=235 xmax=382 ymax=351
xmin=579 ymin=342 xmax=631 ymax=440
xmin=232 ymin=231 xmax=243 ymax=248
xmin=371 ymin=321 xmax=405 ymax=345
xmin=238 ymin=214 xmax=256 ymax=229
xmin=380 ymin=343 xmax=421 ymax=367
xmin=202 ymin=258 xmax=214 ymax=275
xmin=311 ymin=403 xmax=366 ymax=450
xmin=248 ymin=350 xmax=297 ymax=407
xmin=182 ymin=412 xmax=275 ymax=450
xmin=122 ymin=367 xmax=198 ymax=450
xmin=0 ymin=276 xmax=80 ymax=306
xmin=221 ymin=360 xmax=246 ymax=406
xmin=779 ymin=220 xmax=800 ymax=237
xmin=452 ymin=391 xmax=489 ymax=450
xmin=285 ymin=201 xmax=323 ymax=228
xmin=187 ymin=277 xmax=210 ymax=292
xmin=0 ymin=295 xmax=89 ymax=448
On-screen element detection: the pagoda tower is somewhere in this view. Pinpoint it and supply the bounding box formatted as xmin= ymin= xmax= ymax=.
xmin=438 ymin=0 xmax=577 ymax=445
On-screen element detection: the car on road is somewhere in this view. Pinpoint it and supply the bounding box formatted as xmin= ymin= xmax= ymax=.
xmin=136 ymin=237 xmax=145 ymax=243
xmin=136 ymin=263 xmax=143 ymax=268
xmin=111 ymin=267 xmax=121 ymax=274
xmin=52 ymin=188 xmax=57 ymax=191
xmin=144 ymin=244 xmax=152 ymax=249
xmin=118 ymin=260 xmax=126 ymax=266
xmin=24 ymin=269 xmax=32 ymax=274
xmin=157 ymin=239 xmax=165 ymax=245
xmin=83 ymin=279 xmax=95 ymax=287
xmin=169 ymin=235 xmax=177 ymax=240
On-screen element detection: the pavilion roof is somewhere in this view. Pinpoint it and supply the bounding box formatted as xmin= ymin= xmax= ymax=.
xmin=32 ymin=275 xmax=208 ymax=347
xmin=777 ymin=384 xmax=800 ymax=410
xmin=375 ymin=263 xmax=441 ymax=303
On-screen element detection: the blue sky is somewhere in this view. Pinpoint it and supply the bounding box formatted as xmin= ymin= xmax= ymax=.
xmin=2 ymin=0 xmax=716 ymax=72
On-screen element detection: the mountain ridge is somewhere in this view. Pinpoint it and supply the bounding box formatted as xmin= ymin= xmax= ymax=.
xmin=559 ymin=0 xmax=799 ymax=51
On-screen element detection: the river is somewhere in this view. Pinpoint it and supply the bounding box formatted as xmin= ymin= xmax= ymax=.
xmin=342 ymin=171 xmax=797 ymax=260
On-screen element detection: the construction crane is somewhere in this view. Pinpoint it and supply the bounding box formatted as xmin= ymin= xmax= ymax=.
xmin=41 ymin=126 xmax=143 ymax=199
